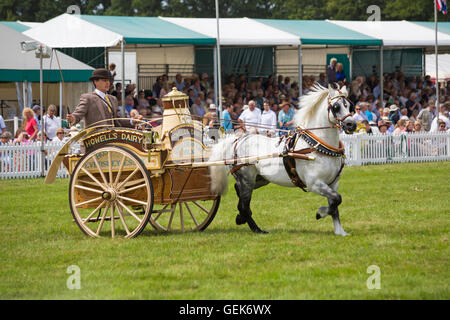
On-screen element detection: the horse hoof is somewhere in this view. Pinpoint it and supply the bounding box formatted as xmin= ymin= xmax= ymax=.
xmin=253 ymin=228 xmax=269 ymax=234
xmin=236 ymin=214 xmax=246 ymax=225
xmin=316 ymin=213 xmax=321 ymax=220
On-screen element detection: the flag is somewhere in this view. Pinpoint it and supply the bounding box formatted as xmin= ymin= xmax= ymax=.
xmin=437 ymin=0 xmax=448 ymax=14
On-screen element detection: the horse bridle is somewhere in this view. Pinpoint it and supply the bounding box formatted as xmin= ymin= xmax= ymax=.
xmin=327 ymin=90 xmax=353 ymax=129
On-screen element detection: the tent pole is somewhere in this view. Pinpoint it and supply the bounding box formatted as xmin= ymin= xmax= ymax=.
xmin=349 ymin=47 xmax=353 ymax=81
xmin=59 ymin=81 xmax=63 ymax=125
xmin=434 ymin=0 xmax=440 ymax=125
xmin=39 ymin=46 xmax=45 ymax=177
xmin=298 ymin=44 xmax=302 ymax=100
xmin=22 ymin=81 xmax=27 ymax=110
xmin=380 ymin=45 xmax=383 ymax=107
xmin=422 ymin=48 xmax=426 ymax=77
xmin=215 ymin=0 xmax=223 ymax=120
xmin=121 ymin=39 xmax=125 ymax=117
xmin=213 ymin=46 xmax=218 ymax=106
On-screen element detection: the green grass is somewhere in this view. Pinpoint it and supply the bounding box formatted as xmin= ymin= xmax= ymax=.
xmin=0 ymin=162 xmax=449 ymax=299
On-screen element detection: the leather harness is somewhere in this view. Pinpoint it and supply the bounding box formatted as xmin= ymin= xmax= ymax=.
xmin=230 ymin=91 xmax=350 ymax=191
xmin=281 ymin=129 xmax=345 ymax=192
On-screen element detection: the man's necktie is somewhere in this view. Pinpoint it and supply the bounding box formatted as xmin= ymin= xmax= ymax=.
xmin=104 ymin=95 xmax=113 ymax=114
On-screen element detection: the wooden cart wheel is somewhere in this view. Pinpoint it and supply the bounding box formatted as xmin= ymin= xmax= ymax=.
xmin=69 ymin=145 xmax=153 ymax=238
xmin=149 ymin=197 xmax=220 ymax=232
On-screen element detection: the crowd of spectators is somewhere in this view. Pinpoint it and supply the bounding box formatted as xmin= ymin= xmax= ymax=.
xmin=1 ymin=59 xmax=450 ymax=148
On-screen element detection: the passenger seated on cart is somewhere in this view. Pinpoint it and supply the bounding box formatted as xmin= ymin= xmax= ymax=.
xmin=66 ymin=68 xmax=143 ymax=128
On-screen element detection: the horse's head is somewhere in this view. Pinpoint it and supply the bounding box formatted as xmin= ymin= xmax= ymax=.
xmin=327 ymin=85 xmax=357 ymax=134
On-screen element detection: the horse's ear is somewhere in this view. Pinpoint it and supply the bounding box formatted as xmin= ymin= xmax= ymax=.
xmin=340 ymin=86 xmax=348 ymax=97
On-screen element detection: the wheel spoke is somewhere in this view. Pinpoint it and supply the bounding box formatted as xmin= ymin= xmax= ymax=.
xmin=108 ymin=151 xmax=113 ymax=185
xmin=113 ymin=154 xmax=127 ymax=187
xmin=118 ymin=183 xmax=147 ymax=194
xmin=117 ymin=195 xmax=148 ymax=206
xmin=167 ymin=204 xmax=176 ymax=230
xmin=75 ymin=196 xmax=103 ymax=208
xmin=82 ymin=200 xmax=107 ymax=224
xmin=180 ymin=203 xmax=184 ymax=232
xmin=192 ymin=201 xmax=210 ymax=214
xmin=115 ymin=203 xmax=130 ymax=235
xmin=92 ymin=156 xmax=108 ymax=187
xmin=81 ymin=167 xmax=107 ymax=191
xmin=185 ymin=202 xmax=199 ymax=227
xmin=152 ymin=204 xmax=170 ymax=221
xmin=96 ymin=202 xmax=110 ymax=235
xmin=116 ymin=168 xmax=139 ymax=190
xmin=74 ymin=184 xmax=104 ymax=194
xmin=117 ymin=200 xmax=143 ymax=223
xmin=111 ymin=202 xmax=115 ymax=238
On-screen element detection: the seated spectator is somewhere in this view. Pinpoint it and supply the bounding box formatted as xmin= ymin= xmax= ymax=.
xmin=430 ymin=104 xmax=450 ymax=131
xmin=438 ymin=119 xmax=448 ymax=132
xmin=413 ymin=121 xmax=423 ymax=132
xmin=203 ymin=104 xmax=218 ymax=127
xmin=190 ymin=79 xmax=202 ymax=98
xmin=377 ymin=121 xmax=387 ymax=134
xmin=0 ymin=131 xmax=12 ymax=144
xmin=191 ymin=97 xmax=206 ymax=118
xmin=352 ymin=103 xmax=368 ymax=123
xmin=399 ymin=107 xmax=410 ymax=121
xmin=222 ymin=104 xmax=234 ymax=133
xmin=111 ymin=82 xmax=122 ymax=99
xmin=120 ymin=95 xmax=135 ymax=117
xmin=405 ymin=120 xmax=414 ymax=133
xmin=175 ymin=73 xmax=185 ymax=92
xmin=317 ymin=73 xmax=327 ymax=88
xmin=393 ymin=119 xmax=407 ymax=134
xmin=137 ymin=90 xmax=150 ymax=110
xmin=54 ymin=128 xmax=68 ymax=143
xmin=278 ymin=100 xmax=295 ymax=135
xmin=388 ymin=105 xmax=400 ymax=125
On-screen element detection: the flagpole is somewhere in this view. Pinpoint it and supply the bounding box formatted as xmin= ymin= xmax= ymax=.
xmin=215 ymin=0 xmax=223 ymax=121
xmin=435 ymin=0 xmax=440 ymax=125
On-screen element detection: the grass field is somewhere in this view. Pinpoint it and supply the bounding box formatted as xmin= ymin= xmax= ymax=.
xmin=0 ymin=161 xmax=449 ymax=300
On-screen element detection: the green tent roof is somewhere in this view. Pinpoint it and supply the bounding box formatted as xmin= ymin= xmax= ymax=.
xmin=0 ymin=21 xmax=30 ymax=32
xmin=413 ymin=21 xmax=450 ymax=35
xmin=80 ymin=15 xmax=216 ymax=45
xmin=255 ymin=19 xmax=382 ymax=46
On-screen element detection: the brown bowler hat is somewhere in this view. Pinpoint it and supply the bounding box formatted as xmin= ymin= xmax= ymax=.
xmin=89 ymin=68 xmax=112 ymax=81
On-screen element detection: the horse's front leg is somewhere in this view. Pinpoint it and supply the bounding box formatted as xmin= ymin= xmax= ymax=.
xmin=309 ymin=180 xmax=350 ymax=236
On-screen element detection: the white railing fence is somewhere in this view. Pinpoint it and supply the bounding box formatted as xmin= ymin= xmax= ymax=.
xmin=0 ymin=141 xmax=69 ymax=179
xmin=0 ymin=132 xmax=449 ymax=179
xmin=340 ymin=132 xmax=450 ymax=166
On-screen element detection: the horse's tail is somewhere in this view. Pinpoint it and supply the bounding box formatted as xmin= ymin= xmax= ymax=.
xmin=208 ymin=135 xmax=236 ymax=195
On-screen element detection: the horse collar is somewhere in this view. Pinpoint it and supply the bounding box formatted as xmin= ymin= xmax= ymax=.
xmin=295 ymin=130 xmax=345 ymax=158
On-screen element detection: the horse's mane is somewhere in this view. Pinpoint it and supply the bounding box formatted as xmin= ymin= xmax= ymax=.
xmin=294 ymin=84 xmax=330 ymax=126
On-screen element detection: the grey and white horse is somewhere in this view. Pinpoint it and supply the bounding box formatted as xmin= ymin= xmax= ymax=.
xmin=209 ymin=85 xmax=357 ymax=236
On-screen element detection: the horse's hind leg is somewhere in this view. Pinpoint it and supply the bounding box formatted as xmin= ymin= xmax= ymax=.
xmin=233 ymin=170 xmax=268 ymax=234
xmin=309 ymin=181 xmax=349 ymax=236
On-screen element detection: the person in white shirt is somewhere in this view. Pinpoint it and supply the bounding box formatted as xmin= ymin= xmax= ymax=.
xmin=260 ymin=101 xmax=277 ymax=137
xmin=0 ymin=115 xmax=5 ymax=134
xmin=43 ymin=104 xmax=61 ymax=141
xmin=238 ymin=100 xmax=261 ymax=133
xmin=430 ymin=104 xmax=450 ymax=132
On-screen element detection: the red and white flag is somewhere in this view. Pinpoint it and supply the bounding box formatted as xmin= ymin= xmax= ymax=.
xmin=437 ymin=0 xmax=447 ymax=14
